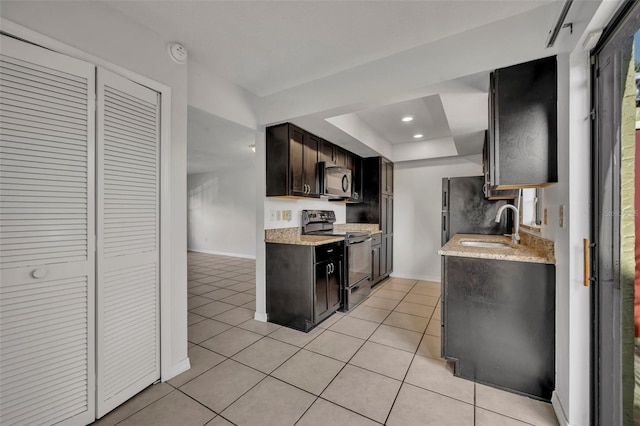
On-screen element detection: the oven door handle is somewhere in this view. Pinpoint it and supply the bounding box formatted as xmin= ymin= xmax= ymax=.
xmin=348 ymin=237 xmax=372 ymax=245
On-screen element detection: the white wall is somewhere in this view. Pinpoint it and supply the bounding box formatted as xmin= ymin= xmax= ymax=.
xmin=264 ymin=198 xmax=347 ymax=229
xmin=2 ymin=1 xmax=190 ymax=380
xmin=393 ymin=155 xmax=483 ymax=282
xmin=187 ymin=166 xmax=257 ymax=258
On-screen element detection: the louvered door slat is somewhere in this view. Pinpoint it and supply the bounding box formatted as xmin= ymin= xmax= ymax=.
xmin=96 ymin=67 xmax=160 ymax=417
xmin=0 ymin=35 xmax=95 ymax=426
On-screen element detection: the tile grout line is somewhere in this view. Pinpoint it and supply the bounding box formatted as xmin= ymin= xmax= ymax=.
xmin=380 ymin=279 xmax=422 ymax=425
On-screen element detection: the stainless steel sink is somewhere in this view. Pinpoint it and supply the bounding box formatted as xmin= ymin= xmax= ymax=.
xmin=459 ymin=240 xmax=510 ymax=249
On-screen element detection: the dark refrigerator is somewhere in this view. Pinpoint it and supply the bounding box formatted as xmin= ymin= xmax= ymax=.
xmin=441 ymin=176 xmax=511 ymax=245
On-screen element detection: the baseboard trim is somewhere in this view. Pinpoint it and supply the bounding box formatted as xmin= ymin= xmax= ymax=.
xmin=551 ymin=391 xmax=570 ymax=426
xmin=187 ymin=248 xmax=256 ymax=260
xmin=162 ymin=357 xmax=190 ymax=382
xmin=254 ymin=312 xmax=267 ymax=322
xmin=390 ymin=272 xmax=441 ymax=283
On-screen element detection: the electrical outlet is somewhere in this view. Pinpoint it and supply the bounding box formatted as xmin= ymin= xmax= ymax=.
xmin=544 ymin=208 xmax=548 ymax=225
xmin=559 ymin=205 xmax=565 ymax=228
xmin=276 ymin=210 xmax=282 ymax=221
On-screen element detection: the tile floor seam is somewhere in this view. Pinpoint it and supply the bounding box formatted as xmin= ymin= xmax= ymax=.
xmin=171 ymin=387 xmax=222 ymax=421
xmin=105 ymin=388 xmax=174 ymax=426
xmin=304 ymin=301 xmax=395 ymax=424
xmin=230 ymin=334 xmax=305 ymax=375
xmin=475 ymin=406 xmax=539 ymax=426
xmin=314 ymin=396 xmax=386 ymax=425
xmin=382 ymin=321 xmax=423 ymax=426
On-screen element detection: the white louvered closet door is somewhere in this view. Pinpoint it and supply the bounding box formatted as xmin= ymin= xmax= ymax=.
xmin=96 ymin=68 xmax=160 ymax=417
xmin=0 ymin=35 xmax=96 ymax=426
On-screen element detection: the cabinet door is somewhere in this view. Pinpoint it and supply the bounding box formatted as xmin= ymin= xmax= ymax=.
xmin=315 ymin=261 xmax=329 ymax=320
xmin=328 ymin=259 xmax=341 ymax=311
xmin=344 ymin=151 xmax=353 ymax=171
xmin=303 ymin=133 xmax=319 ymax=195
xmin=387 ymin=196 xmax=394 ymax=234
xmin=319 ymin=139 xmax=334 ymax=164
xmin=494 ymin=56 xmax=557 ymax=186
xmin=385 ymin=236 xmax=393 ymax=274
xmin=350 ymin=155 xmax=363 ymax=202
xmin=380 ymin=239 xmax=387 ymax=277
xmin=334 ymin=147 xmax=347 ymax=167
xmin=371 ymin=245 xmax=381 ymax=282
xmin=384 ymin=161 xmax=393 ymax=195
xmin=381 ymin=159 xmax=388 ymax=195
xmin=289 ymin=126 xmax=305 ymax=194
xmin=381 ymin=194 xmax=390 ymax=234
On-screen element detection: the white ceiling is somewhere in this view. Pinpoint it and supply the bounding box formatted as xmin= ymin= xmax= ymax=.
xmin=105 ymin=0 xmax=555 ymax=97
xmin=99 ymin=0 xmax=574 ymax=169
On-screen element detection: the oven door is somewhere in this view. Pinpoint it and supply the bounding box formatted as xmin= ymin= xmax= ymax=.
xmin=348 ymin=236 xmax=372 ymax=287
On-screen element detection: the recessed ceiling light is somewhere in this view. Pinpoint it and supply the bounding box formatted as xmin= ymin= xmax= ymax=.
xmin=413 ymin=133 xmax=423 ymax=139
xmin=401 ymin=116 xmax=414 ymax=122
xmin=249 ymin=144 xmax=256 ymax=152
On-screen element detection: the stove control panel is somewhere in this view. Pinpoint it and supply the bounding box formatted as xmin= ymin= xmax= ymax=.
xmin=302 ymin=210 xmax=336 ymax=225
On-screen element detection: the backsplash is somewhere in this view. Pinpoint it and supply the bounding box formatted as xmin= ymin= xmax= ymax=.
xmin=520 ymin=230 xmax=555 ymax=264
xmin=264 ymin=197 xmax=346 ymax=229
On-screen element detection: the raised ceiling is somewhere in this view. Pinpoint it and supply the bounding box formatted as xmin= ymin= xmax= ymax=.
xmin=97 ymin=0 xmax=570 ymax=168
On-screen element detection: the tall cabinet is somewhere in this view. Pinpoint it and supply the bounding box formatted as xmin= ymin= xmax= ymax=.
xmin=346 ymin=157 xmax=394 ymax=285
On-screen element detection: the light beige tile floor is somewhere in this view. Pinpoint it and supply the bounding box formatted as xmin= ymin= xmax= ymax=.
xmin=92 ymin=252 xmax=559 ymax=426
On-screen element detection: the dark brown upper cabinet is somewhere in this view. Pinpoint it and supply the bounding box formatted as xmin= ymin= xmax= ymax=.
xmin=482 ymin=131 xmax=518 ymax=199
xmin=348 ymin=154 xmax=363 ymax=203
xmin=266 ymin=123 xmax=319 ymax=197
xmin=487 ymin=55 xmax=557 ymax=189
xmin=320 ymin=139 xmax=352 ymax=170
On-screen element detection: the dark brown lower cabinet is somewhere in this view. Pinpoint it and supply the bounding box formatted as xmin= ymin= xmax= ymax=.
xmin=266 ymin=242 xmax=342 ymax=332
xmin=442 ymin=255 xmax=555 ymax=401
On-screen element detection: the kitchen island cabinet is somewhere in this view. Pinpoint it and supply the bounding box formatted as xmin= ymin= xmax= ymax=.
xmin=441 ymin=254 xmax=555 ymax=401
xmin=266 ymin=241 xmax=342 ymax=331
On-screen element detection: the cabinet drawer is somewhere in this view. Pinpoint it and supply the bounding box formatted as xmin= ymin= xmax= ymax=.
xmin=315 ymin=242 xmax=343 ymax=263
xmin=371 ymin=234 xmax=382 ymax=246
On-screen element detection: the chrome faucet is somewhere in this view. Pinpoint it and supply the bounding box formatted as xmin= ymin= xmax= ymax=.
xmin=495 ymin=204 xmax=520 ymax=244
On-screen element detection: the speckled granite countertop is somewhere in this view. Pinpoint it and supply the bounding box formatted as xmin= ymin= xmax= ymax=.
xmin=265 ymin=227 xmax=344 ymax=246
xmin=438 ymin=233 xmax=555 ymax=264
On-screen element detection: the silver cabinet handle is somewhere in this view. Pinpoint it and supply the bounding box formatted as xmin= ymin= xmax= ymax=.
xmin=32 ymin=268 xmax=48 ymax=279
xmin=327 ymin=264 xmax=330 ymax=275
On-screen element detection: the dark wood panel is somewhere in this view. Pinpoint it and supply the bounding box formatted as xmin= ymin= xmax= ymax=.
xmin=443 ymin=255 xmax=555 ymax=400
xmin=493 ymin=56 xmax=557 ymax=187
xmin=265 ymin=124 xmax=290 ymax=196
xmin=304 ymin=133 xmax=319 ymax=195
xmin=289 ymin=126 xmax=305 ymax=195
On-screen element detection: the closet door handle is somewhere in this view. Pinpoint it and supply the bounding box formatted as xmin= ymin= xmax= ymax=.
xmin=32 ymin=268 xmax=48 ymax=279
